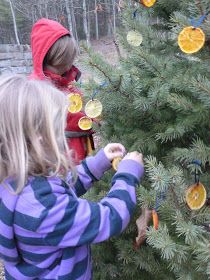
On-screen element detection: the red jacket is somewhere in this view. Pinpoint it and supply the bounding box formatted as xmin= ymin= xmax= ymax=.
xmin=30 ymin=18 xmax=93 ymax=163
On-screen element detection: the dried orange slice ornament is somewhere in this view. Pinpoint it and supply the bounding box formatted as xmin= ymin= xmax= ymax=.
xmin=78 ymin=116 xmax=93 ymax=131
xmin=127 ymin=31 xmax=143 ymax=47
xmin=140 ymin=0 xmax=156 ymax=8
xmin=178 ymin=26 xmax=205 ymax=54
xmin=112 ymin=157 xmax=122 ymax=171
xmin=185 ymin=182 xmax=207 ymax=210
xmin=68 ymin=94 xmax=83 ymax=113
xmin=85 ymin=99 xmax=103 ymax=118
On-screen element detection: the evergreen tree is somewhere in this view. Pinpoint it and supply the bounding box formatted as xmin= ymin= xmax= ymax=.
xmin=83 ymin=0 xmax=210 ymax=279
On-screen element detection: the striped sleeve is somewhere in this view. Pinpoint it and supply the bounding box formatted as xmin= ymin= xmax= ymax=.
xmin=66 ymin=149 xmax=111 ymax=197
xmin=36 ymin=159 xmax=144 ymax=247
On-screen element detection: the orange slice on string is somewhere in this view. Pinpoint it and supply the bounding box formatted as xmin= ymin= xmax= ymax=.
xmin=68 ymin=94 xmax=83 ymax=113
xmin=78 ymin=116 xmax=93 ymax=131
xmin=127 ymin=31 xmax=143 ymax=47
xmin=178 ymin=26 xmax=205 ymax=54
xmin=185 ymin=182 xmax=207 ymax=210
xmin=85 ymin=99 xmax=103 ymax=118
xmin=112 ymin=157 xmax=122 ymax=171
xmin=140 ymin=0 xmax=156 ymax=8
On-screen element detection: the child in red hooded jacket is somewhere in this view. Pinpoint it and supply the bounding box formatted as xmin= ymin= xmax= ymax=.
xmin=30 ymin=18 xmax=94 ymax=163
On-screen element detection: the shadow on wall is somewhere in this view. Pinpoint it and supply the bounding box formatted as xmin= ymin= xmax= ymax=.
xmin=0 ymin=44 xmax=32 ymax=75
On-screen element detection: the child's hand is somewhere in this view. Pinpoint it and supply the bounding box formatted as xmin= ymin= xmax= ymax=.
xmin=104 ymin=143 xmax=126 ymax=161
xmin=123 ymin=152 xmax=144 ymax=166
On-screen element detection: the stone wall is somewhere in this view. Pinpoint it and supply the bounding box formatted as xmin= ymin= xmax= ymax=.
xmin=0 ymin=44 xmax=33 ymax=75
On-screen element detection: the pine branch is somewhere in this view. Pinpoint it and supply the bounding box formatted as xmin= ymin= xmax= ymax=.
xmin=88 ymin=61 xmax=113 ymax=83
xmin=194 ymin=78 xmax=210 ymax=97
xmin=135 ymin=50 xmax=164 ymax=79
xmin=195 ymin=0 xmax=204 ymax=15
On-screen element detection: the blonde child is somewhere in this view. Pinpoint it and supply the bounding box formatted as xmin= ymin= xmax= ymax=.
xmin=30 ymin=18 xmax=93 ymax=163
xmin=0 ymin=75 xmax=144 ymax=280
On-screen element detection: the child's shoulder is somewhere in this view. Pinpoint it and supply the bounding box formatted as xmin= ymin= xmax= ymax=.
xmin=17 ymin=176 xmax=69 ymax=211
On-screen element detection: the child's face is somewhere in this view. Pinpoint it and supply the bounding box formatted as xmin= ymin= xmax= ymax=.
xmin=46 ymin=62 xmax=72 ymax=76
xmin=55 ymin=63 xmax=72 ymax=76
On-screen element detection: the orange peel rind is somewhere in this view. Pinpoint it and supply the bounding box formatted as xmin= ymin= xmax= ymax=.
xmin=112 ymin=157 xmax=122 ymax=171
xmin=185 ymin=182 xmax=207 ymax=210
xmin=85 ymin=99 xmax=103 ymax=118
xmin=178 ymin=26 xmax=205 ymax=54
xmin=78 ymin=116 xmax=93 ymax=131
xmin=127 ymin=31 xmax=143 ymax=47
xmin=152 ymin=209 xmax=159 ymax=230
xmin=140 ymin=0 xmax=156 ymax=8
xmin=68 ymin=94 xmax=83 ymax=113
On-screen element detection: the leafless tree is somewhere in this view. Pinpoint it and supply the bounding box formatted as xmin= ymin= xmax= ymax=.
xmin=0 ymin=0 xmax=121 ymax=44
xmin=83 ymin=0 xmax=90 ymax=46
xmin=7 ymin=0 xmax=20 ymax=44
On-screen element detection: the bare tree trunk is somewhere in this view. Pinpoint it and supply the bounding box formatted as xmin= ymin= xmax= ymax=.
xmin=72 ymin=11 xmax=79 ymax=44
xmin=64 ymin=0 xmax=73 ymax=31
xmin=104 ymin=0 xmax=112 ymax=36
xmin=38 ymin=1 xmax=43 ymax=18
xmin=45 ymin=3 xmax=48 ymax=18
xmin=67 ymin=0 xmax=79 ymax=43
xmin=112 ymin=0 xmax=116 ymax=35
xmin=83 ymin=0 xmax=90 ymax=46
xmin=31 ymin=7 xmax=35 ymax=24
xmin=87 ymin=2 xmax=91 ymax=40
xmin=94 ymin=0 xmax=99 ymax=40
xmin=69 ymin=0 xmax=80 ymax=52
xmin=54 ymin=3 xmax=58 ymax=21
xmin=7 ymin=0 xmax=20 ymax=45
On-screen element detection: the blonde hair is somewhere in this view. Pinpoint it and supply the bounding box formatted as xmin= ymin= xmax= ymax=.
xmin=0 ymin=74 xmax=75 ymax=193
xmin=43 ymin=35 xmax=78 ymax=72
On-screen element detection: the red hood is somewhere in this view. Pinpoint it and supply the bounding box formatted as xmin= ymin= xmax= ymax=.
xmin=30 ymin=18 xmax=76 ymax=80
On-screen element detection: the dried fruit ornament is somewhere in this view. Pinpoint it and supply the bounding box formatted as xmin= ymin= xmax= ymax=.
xmin=185 ymin=160 xmax=207 ymax=210
xmin=112 ymin=157 xmax=123 ymax=171
xmin=178 ymin=26 xmax=205 ymax=54
xmin=85 ymin=99 xmax=103 ymax=118
xmin=140 ymin=0 xmax=156 ymax=8
xmin=185 ymin=182 xmax=207 ymax=210
xmin=127 ymin=30 xmax=143 ymax=47
xmin=68 ymin=94 xmax=83 ymax=113
xmin=78 ymin=116 xmax=93 ymax=130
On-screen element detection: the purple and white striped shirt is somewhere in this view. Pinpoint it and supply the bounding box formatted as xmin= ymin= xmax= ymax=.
xmin=0 ymin=149 xmax=144 ymax=279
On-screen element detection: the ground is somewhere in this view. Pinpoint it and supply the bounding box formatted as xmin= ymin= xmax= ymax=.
xmin=78 ymin=36 xmax=121 ymax=81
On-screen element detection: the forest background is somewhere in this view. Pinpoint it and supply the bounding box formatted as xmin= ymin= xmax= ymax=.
xmin=0 ymin=0 xmax=122 ymax=46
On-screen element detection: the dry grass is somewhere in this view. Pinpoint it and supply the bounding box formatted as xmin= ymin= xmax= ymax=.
xmin=78 ymin=36 xmax=121 ymax=82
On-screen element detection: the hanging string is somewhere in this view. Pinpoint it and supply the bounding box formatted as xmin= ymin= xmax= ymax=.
xmin=192 ymin=159 xmax=201 ymax=185
xmin=91 ymin=81 xmax=108 ymax=100
xmin=152 ymin=189 xmax=166 ymax=230
xmin=79 ymin=79 xmax=108 ymax=100
xmin=131 ymin=8 xmax=139 ymax=31
xmin=152 ymin=160 xmax=202 ymax=211
xmin=154 ymin=190 xmax=167 ymax=212
xmin=152 ymin=159 xmax=202 ymax=229
xmin=190 ymin=5 xmax=210 ymax=28
xmin=133 ymin=9 xmax=138 ymax=19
